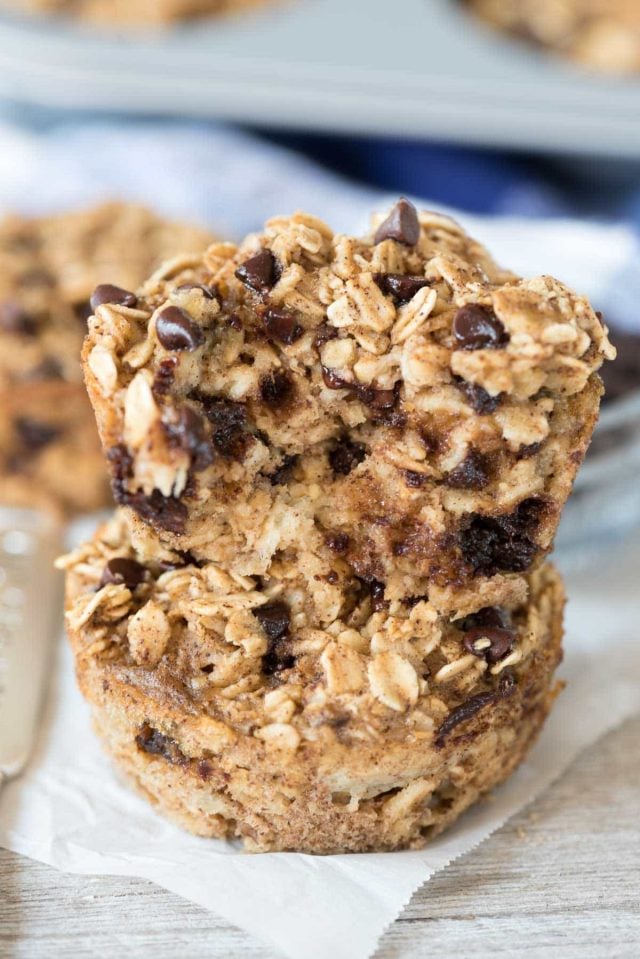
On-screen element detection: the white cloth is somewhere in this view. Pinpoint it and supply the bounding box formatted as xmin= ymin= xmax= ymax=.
xmin=0 ymin=121 xmax=639 ymax=959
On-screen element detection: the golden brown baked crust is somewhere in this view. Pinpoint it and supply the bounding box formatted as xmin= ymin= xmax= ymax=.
xmin=83 ymin=201 xmax=612 ymax=612
xmin=61 ymin=510 xmax=565 ymax=853
xmin=467 ymin=0 xmax=640 ymax=73
xmin=0 ymin=202 xmax=213 ymax=515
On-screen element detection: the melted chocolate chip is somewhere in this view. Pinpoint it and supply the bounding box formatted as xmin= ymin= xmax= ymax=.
xmin=90 ymin=284 xmax=138 ymax=312
xmin=128 ymin=489 xmax=189 ymax=535
xmin=0 ymin=300 xmax=37 ymax=336
xmin=461 ymin=498 xmax=546 ymax=575
xmin=262 ymin=307 xmax=304 ymax=345
xmin=435 ymin=691 xmax=497 ymax=748
xmin=156 ymin=306 xmax=204 ymax=352
xmin=100 ymin=557 xmax=147 ymax=590
xmin=325 ymin=531 xmax=350 ymax=553
xmin=374 ymin=198 xmax=420 ymax=246
xmin=314 ymin=324 xmax=338 ymax=349
xmin=456 ymin=378 xmax=502 ymax=415
xmin=166 ymin=406 xmax=214 ymax=472
xmin=175 ymin=282 xmax=216 ymax=299
xmin=107 ymin=445 xmax=188 ymax=535
xmin=234 ymin=249 xmax=279 ymax=294
xmin=253 ymin=601 xmax=295 ymax=676
xmin=268 ymin=453 xmax=298 ymax=486
xmin=453 ymin=304 xmax=508 ymax=351
xmin=445 ymin=451 xmax=491 ymax=490
xmin=152 ymin=357 xmax=178 ymax=396
xmin=227 ymin=313 xmax=242 ymax=331
xmin=260 ymin=370 xmax=294 ymax=408
xmin=322 ymin=368 xmax=400 ymax=412
xmin=329 ymin=438 xmax=366 ymax=476
xmin=196 ymin=394 xmax=248 ymax=461
xmin=15 ymin=417 xmax=61 ymax=451
xmin=374 ymin=273 xmax=429 ymax=303
xmin=136 ymin=724 xmax=185 ymax=764
xmin=463 ymin=626 xmax=515 ymax=665
xmin=370 ymin=580 xmax=388 ymax=612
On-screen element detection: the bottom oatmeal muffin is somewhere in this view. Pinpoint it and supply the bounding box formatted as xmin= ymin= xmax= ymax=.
xmin=61 ymin=511 xmax=565 ymax=854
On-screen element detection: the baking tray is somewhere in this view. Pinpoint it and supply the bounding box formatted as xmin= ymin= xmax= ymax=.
xmin=0 ymin=0 xmax=639 ymax=156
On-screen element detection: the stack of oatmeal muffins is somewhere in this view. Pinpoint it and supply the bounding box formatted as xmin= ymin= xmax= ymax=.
xmin=60 ymin=200 xmax=614 ymax=853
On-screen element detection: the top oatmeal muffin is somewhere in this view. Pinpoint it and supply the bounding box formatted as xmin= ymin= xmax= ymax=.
xmin=83 ymin=199 xmax=614 ymax=613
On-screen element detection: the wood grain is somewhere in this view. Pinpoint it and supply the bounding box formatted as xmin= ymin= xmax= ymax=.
xmin=1 ymin=716 xmax=639 ymax=959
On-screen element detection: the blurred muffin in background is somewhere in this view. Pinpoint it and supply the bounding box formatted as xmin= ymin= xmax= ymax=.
xmin=467 ymin=0 xmax=640 ymax=74
xmin=0 ymin=202 xmax=214 ymax=516
xmin=0 ymin=0 xmax=274 ymax=26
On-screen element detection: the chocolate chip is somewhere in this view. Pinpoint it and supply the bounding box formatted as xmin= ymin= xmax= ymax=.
xmin=253 ymin=601 xmax=295 ymax=676
xmin=453 ymin=304 xmax=508 ymax=351
xmin=314 ymin=324 xmax=339 ymax=349
xmin=235 ymin=249 xmax=279 ymax=294
xmin=445 ymin=451 xmax=491 ymax=490
xmin=325 ymin=531 xmax=350 ymax=553
xmin=456 ymin=378 xmax=502 ymax=415
xmin=90 ymin=284 xmax=138 ymax=312
xmin=460 ymin=606 xmax=510 ymax=632
xmin=358 ymin=385 xmax=398 ymax=410
xmin=374 ymin=198 xmax=420 ymax=246
xmin=253 ymin=601 xmax=290 ymax=642
xmin=463 ymin=626 xmax=515 ymax=665
xmin=329 ymin=438 xmax=366 ymax=476
xmin=15 ymin=417 xmax=61 ymax=451
xmin=156 ymin=306 xmax=204 ymax=352
xmin=267 ymin=453 xmax=298 ymax=486
xmin=127 ymin=489 xmax=188 ymax=535
xmin=152 ymin=357 xmax=178 ymax=396
xmin=518 ymin=441 xmax=543 ymax=460
xmin=175 ymin=282 xmax=216 ymax=299
xmin=370 ymin=580 xmax=388 ymax=612
xmin=374 ymin=273 xmax=429 ymax=303
xmin=260 ymin=370 xmax=294 ymax=408
xmin=136 ymin=724 xmax=185 ymax=764
xmin=227 ymin=313 xmax=242 ymax=331
xmin=108 ymin=442 xmax=188 ymax=536
xmin=435 ymin=691 xmax=497 ymax=748
xmin=0 ymin=300 xmax=37 ymax=336
xmin=195 ymin=394 xmax=248 ymax=461
xmin=262 ymin=307 xmax=304 ymax=345
xmin=100 ymin=557 xmax=147 ymax=590
xmin=460 ymin=498 xmax=546 ymax=575
xmin=166 ymin=406 xmax=214 ymax=472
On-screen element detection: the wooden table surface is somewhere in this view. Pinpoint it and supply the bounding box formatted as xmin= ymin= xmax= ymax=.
xmin=1 ymin=715 xmax=638 ymax=959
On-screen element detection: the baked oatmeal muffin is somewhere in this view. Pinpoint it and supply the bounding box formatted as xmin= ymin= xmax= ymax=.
xmin=467 ymin=0 xmax=640 ymax=74
xmin=1 ymin=0 xmax=273 ymax=26
xmin=0 ymin=202 xmax=213 ymax=514
xmin=60 ymin=509 xmax=565 ymax=853
xmin=83 ymin=200 xmax=613 ymax=613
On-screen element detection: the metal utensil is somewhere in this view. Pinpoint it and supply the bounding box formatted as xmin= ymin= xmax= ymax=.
xmin=0 ymin=507 xmax=62 ymax=790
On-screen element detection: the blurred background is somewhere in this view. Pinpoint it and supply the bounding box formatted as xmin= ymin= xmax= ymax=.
xmin=0 ymin=0 xmax=638 ymax=553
